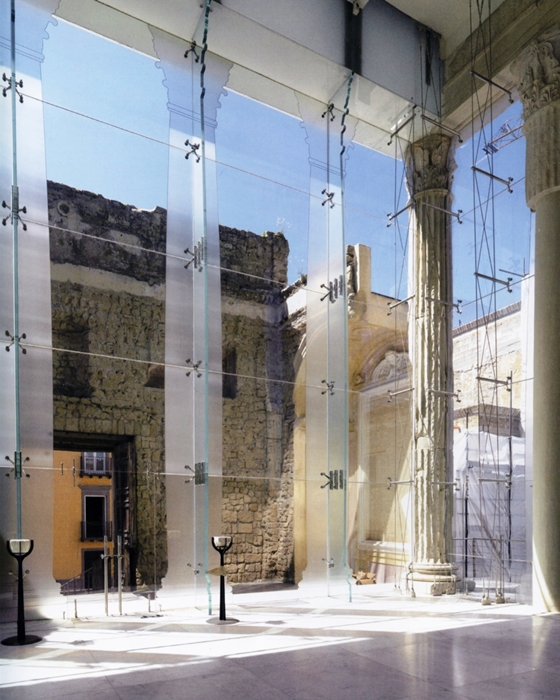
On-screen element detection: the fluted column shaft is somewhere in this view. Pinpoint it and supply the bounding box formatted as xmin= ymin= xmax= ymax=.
xmin=406 ymin=134 xmax=456 ymax=594
xmin=512 ymin=31 xmax=560 ymax=612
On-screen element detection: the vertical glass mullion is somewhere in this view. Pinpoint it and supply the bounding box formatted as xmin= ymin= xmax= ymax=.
xmin=298 ymin=95 xmax=333 ymax=591
xmin=0 ymin=0 xmax=59 ymax=604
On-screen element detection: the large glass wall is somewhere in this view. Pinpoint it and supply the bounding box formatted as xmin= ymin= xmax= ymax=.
xmin=0 ymin=0 xmax=532 ymax=619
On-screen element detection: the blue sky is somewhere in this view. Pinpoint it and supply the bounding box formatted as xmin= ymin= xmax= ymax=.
xmin=41 ymin=19 xmax=532 ymax=319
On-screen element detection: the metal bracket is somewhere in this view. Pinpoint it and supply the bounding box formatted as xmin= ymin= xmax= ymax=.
xmin=426 ymin=297 xmax=462 ymax=314
xmin=185 ymin=359 xmax=202 ymax=377
xmin=184 ymin=42 xmax=200 ymax=62
xmin=2 ymin=73 xmax=24 ymax=103
xmin=479 ymin=475 xmax=512 ymax=490
xmin=320 ymin=275 xmax=343 ymax=303
xmin=387 ymin=294 xmax=414 ymax=315
xmin=321 ymin=189 xmax=335 ymax=208
xmin=429 ymin=389 xmax=460 ymax=403
xmin=420 ymin=114 xmax=463 ymax=143
xmin=476 ymin=375 xmax=512 ymax=392
xmin=321 ymin=103 xmax=335 ymax=121
xmin=184 ymin=240 xmax=204 ymax=271
xmin=184 ymin=465 xmax=194 ymax=484
xmin=387 ymin=203 xmax=412 ymax=227
xmin=185 ymin=139 xmax=201 ymax=162
xmin=321 ymin=379 xmax=335 ymax=395
xmin=387 ymin=112 xmax=415 ymax=146
xmin=5 ymin=330 xmax=26 ymax=354
xmin=194 ymin=461 xmax=207 ymax=485
xmin=2 ymin=192 xmax=27 ymax=231
xmin=474 ymin=271 xmax=513 ymax=293
xmin=321 ymin=469 xmax=344 ymax=490
xmin=420 ymin=201 xmax=463 ymax=223
xmin=4 ymin=452 xmax=30 ymax=479
xmin=187 ymin=562 xmax=202 ymax=575
xmin=429 ymin=479 xmax=460 ymax=492
xmin=471 ymin=70 xmax=514 ymax=103
xmin=387 ymin=477 xmax=413 ymax=490
xmin=472 ymin=166 xmax=513 ymax=193
xmin=322 ymin=557 xmax=334 ymax=568
xmin=387 ymin=387 xmax=414 ymax=402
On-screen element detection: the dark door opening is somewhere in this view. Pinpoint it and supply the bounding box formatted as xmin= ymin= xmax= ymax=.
xmin=83 ymin=549 xmax=104 ymax=591
xmin=54 ymin=431 xmax=137 ymax=593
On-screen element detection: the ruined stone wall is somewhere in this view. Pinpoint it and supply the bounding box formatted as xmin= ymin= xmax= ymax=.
xmin=49 ymin=181 xmax=168 ymax=587
xmin=219 ymin=226 xmax=300 ymax=583
xmin=48 ymin=183 xmax=298 ymax=587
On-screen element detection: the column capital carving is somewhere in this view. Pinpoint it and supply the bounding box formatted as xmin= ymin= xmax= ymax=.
xmin=512 ymin=31 xmax=560 ymax=120
xmin=512 ymin=29 xmax=560 ymax=208
xmin=405 ymin=134 xmax=454 ymax=198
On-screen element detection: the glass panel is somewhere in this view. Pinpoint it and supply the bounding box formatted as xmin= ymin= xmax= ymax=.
xmin=39 ymin=14 xmax=171 ymax=614
xmin=343 ymin=124 xmax=413 ymax=593
xmin=1 ymin=0 xmax=60 ymax=609
xmin=214 ymin=81 xmax=311 ymax=598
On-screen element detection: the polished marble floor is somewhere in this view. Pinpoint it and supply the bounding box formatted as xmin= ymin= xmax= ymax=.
xmin=1 ymin=590 xmax=559 ymax=700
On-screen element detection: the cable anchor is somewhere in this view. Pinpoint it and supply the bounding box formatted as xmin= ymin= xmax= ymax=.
xmin=322 ymin=557 xmax=335 ymax=568
xmin=321 ymin=189 xmax=335 ymax=208
xmin=185 ymin=139 xmax=201 ymax=162
xmin=2 ymin=192 xmax=27 ymax=231
xmin=321 ymin=379 xmax=335 ymax=395
xmin=2 ymin=73 xmax=23 ymax=103
xmin=184 ymin=42 xmax=200 ymax=62
xmin=187 ymin=562 xmax=202 ymax=575
xmin=185 ymin=359 xmax=202 ymax=377
xmin=5 ymin=330 xmax=27 ymax=354
xmin=321 ymin=103 xmax=335 ymax=121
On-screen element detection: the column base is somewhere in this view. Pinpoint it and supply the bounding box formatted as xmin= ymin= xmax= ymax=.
xmin=409 ymin=563 xmax=458 ymax=596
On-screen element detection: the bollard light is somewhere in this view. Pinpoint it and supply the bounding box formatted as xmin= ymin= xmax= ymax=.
xmin=2 ymin=539 xmax=42 ymax=646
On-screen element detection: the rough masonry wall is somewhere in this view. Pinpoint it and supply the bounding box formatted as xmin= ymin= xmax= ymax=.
xmin=49 ymin=183 xmax=298 ymax=587
xmin=49 ymin=179 xmax=168 ymax=587
xmin=219 ymin=226 xmax=299 ymax=583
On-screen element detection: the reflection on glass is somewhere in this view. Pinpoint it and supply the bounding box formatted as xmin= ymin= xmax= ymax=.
xmin=42 ymin=19 xmax=169 ymax=210
xmin=216 ymin=89 xmax=310 ymax=282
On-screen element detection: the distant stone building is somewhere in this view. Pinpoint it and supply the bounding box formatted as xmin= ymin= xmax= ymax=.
xmin=48 ymin=181 xmax=298 ymax=589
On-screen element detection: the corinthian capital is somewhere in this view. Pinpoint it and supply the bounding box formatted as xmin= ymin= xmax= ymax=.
xmin=405 ymin=134 xmax=453 ymax=197
xmin=512 ymin=32 xmax=560 ymax=120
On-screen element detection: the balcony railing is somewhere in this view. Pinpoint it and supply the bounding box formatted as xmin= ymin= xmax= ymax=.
xmin=81 ymin=520 xmax=112 ymax=541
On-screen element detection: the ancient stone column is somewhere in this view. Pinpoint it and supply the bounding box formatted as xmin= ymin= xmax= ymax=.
xmin=405 ymin=134 xmax=456 ymax=595
xmin=512 ymin=31 xmax=560 ymax=612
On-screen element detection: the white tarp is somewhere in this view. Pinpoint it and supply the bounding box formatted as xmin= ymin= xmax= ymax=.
xmin=453 ymin=430 xmax=528 ymax=589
